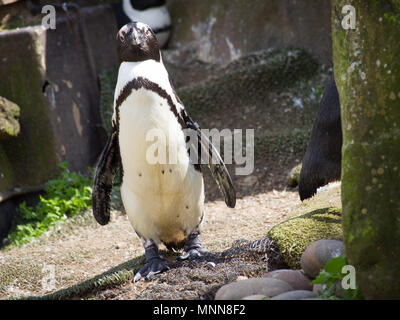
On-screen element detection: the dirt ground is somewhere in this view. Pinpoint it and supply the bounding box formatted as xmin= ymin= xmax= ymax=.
xmin=0 ymin=163 xmax=306 ymax=300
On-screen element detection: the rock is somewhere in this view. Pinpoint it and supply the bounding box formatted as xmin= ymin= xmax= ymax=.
xmin=215 ymin=278 xmax=293 ymax=300
xmin=267 ymin=207 xmax=342 ymax=269
xmin=287 ymin=163 xmax=302 ymax=187
xmin=0 ymin=5 xmax=117 ymax=196
xmin=271 ymin=290 xmax=318 ymax=300
xmin=242 ymin=295 xmax=268 ymax=300
xmin=0 ymin=96 xmax=20 ymax=140
xmin=167 ymin=0 xmax=332 ymax=65
xmin=301 ymin=239 xmax=344 ymax=279
xmin=263 ymin=269 xmax=312 ymax=291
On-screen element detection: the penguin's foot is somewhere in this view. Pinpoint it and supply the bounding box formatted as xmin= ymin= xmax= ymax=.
xmin=133 ymin=256 xmax=170 ymax=282
xmin=133 ymin=239 xmax=170 ymax=282
xmin=177 ymin=232 xmax=208 ymax=261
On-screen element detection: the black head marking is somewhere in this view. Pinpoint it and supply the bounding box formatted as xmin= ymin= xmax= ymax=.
xmin=117 ymin=21 xmax=160 ymax=63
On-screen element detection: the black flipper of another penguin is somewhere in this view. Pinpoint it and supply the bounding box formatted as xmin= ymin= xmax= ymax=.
xmin=92 ymin=128 xmax=121 ymax=225
xmin=182 ymin=114 xmax=236 ymax=208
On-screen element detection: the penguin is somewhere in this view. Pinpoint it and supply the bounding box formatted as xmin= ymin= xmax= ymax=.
xmin=298 ymin=75 xmax=342 ymax=200
xmin=92 ymin=22 xmax=236 ymax=282
xmin=112 ymin=0 xmax=171 ymax=48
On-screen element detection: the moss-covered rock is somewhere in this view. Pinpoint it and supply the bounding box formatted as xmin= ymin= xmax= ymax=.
xmin=0 ymin=96 xmax=20 ymax=139
xmin=267 ymin=183 xmax=343 ymax=269
xmin=287 ymin=163 xmax=302 ymax=188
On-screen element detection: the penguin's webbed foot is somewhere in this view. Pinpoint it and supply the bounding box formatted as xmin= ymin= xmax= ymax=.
xmin=133 ymin=240 xmax=170 ymax=282
xmin=177 ymin=232 xmax=208 ymax=261
xmin=133 ymin=256 xmax=170 ymax=282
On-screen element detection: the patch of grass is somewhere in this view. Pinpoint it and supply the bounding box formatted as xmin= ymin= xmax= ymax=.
xmin=5 ymin=162 xmax=92 ymax=247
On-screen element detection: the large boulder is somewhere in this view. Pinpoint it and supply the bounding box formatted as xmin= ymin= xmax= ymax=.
xmin=167 ymin=0 xmax=332 ymax=65
xmin=0 ymin=5 xmax=117 ymax=193
xmin=0 ymin=5 xmax=118 ymax=240
xmin=267 ymin=182 xmax=343 ymax=269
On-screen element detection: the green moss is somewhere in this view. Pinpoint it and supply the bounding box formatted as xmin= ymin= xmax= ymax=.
xmin=268 ymin=207 xmax=343 ymax=269
xmin=287 ymin=163 xmax=302 ymax=188
xmin=267 ymin=182 xmax=342 ymax=269
xmin=332 ymin=0 xmax=400 ymax=299
xmin=0 ymin=96 xmax=20 ymax=139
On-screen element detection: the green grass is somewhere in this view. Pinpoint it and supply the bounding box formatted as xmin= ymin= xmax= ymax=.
xmin=5 ymin=162 xmax=92 ymax=247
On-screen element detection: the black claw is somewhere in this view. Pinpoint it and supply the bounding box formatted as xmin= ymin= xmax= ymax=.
xmin=133 ymin=256 xmax=170 ymax=282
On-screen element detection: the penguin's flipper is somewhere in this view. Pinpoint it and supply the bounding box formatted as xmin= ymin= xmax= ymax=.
xmin=183 ymin=116 xmax=236 ymax=208
xmin=92 ymin=129 xmax=121 ymax=225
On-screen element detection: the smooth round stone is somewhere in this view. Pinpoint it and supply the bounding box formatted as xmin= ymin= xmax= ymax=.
xmin=215 ymin=278 xmax=293 ymax=300
xmin=242 ymin=295 xmax=269 ymax=300
xmin=271 ymin=290 xmax=318 ymax=300
xmin=263 ymin=269 xmax=312 ymax=291
xmin=300 ymin=239 xmax=344 ymax=279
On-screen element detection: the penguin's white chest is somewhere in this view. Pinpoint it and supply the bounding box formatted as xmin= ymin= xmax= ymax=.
xmin=118 ymin=87 xmax=204 ymax=245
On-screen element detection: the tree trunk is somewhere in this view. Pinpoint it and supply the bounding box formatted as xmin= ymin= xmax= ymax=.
xmin=332 ymin=0 xmax=400 ymax=299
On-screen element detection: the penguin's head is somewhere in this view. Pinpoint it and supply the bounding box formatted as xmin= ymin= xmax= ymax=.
xmin=117 ymin=21 xmax=160 ymax=63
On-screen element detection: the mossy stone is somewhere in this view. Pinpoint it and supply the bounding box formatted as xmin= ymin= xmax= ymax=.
xmin=0 ymin=96 xmax=20 ymax=139
xmin=287 ymin=163 xmax=302 ymax=188
xmin=267 ymin=183 xmax=343 ymax=269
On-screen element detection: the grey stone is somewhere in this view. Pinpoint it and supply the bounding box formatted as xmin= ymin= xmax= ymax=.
xmin=215 ymin=278 xmax=293 ymax=300
xmin=0 ymin=5 xmax=117 ymax=196
xmin=242 ymin=295 xmax=269 ymax=300
xmin=167 ymin=0 xmax=332 ymax=65
xmin=263 ymin=269 xmax=312 ymax=291
xmin=300 ymin=239 xmax=344 ymax=278
xmin=271 ymin=290 xmax=318 ymax=300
